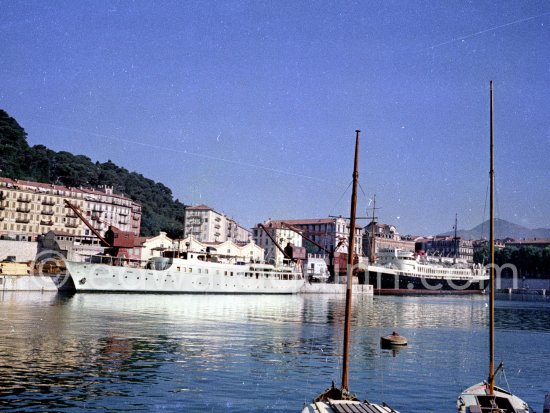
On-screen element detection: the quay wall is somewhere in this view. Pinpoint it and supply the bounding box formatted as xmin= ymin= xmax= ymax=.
xmin=0 ymin=275 xmax=58 ymax=291
xmin=0 ymin=240 xmax=38 ymax=262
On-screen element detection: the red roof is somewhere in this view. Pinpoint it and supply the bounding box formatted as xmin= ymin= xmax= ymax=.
xmin=133 ymin=236 xmax=148 ymax=247
xmin=0 ymin=176 xmax=137 ymax=204
xmin=187 ymin=204 xmax=212 ymax=211
xmin=268 ymin=218 xmax=340 ymax=226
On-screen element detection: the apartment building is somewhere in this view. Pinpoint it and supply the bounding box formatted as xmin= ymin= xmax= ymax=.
xmin=183 ymin=204 xmax=251 ymax=243
xmin=80 ymin=185 xmax=141 ymax=236
xmin=252 ymin=220 xmax=303 ymax=266
xmin=0 ymin=177 xmax=141 ymax=241
xmin=363 ymin=222 xmax=415 ymax=260
xmin=255 ymin=217 xmax=362 ymax=256
xmin=415 ymin=236 xmax=474 ymax=262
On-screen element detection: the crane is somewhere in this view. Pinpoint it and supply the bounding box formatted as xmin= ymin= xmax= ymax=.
xmin=279 ymin=221 xmax=348 ymax=282
xmin=64 ymin=200 xmax=110 ymax=247
xmin=257 ymin=223 xmax=295 ymax=262
xmin=64 ymin=199 xmax=135 ymax=256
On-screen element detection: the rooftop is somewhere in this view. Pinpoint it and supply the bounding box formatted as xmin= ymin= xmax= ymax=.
xmin=266 ymin=218 xmax=345 ymax=227
xmin=0 ymin=177 xmax=137 ymax=203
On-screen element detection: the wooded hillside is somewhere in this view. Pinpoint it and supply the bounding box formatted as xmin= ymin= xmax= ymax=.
xmin=0 ymin=109 xmax=185 ymax=237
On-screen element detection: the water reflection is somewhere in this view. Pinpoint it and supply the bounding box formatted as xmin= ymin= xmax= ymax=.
xmin=0 ymin=292 xmax=548 ymax=412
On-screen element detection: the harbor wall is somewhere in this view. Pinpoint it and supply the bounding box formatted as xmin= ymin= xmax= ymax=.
xmin=0 ymin=240 xmax=38 ymax=261
xmin=299 ymin=283 xmax=373 ymax=294
xmin=0 ymin=275 xmax=58 ymax=292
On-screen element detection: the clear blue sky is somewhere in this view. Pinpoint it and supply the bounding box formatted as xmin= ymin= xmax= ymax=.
xmin=1 ymin=1 xmax=549 ymax=235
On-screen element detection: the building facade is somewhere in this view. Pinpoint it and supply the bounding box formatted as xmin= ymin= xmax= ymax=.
xmin=79 ymin=185 xmax=141 ymax=236
xmin=271 ymin=217 xmax=362 ymax=256
xmin=415 ymin=236 xmax=474 ymax=262
xmin=134 ymin=231 xmax=264 ymax=263
xmin=252 ymin=220 xmax=304 ymax=266
xmin=252 ymin=217 xmax=363 ymax=266
xmin=183 ymin=205 xmax=251 ymax=243
xmin=0 ymin=178 xmax=142 ymax=242
xmin=362 ymin=222 xmax=416 ymax=261
xmin=136 ymin=231 xmax=175 ymax=261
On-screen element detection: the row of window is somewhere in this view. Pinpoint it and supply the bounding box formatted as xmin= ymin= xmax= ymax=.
xmin=1 ymin=187 xmax=137 ymax=210
xmin=1 ymin=213 xmax=80 ymax=224
xmin=418 ymin=266 xmax=472 ymax=276
xmin=171 ymin=266 xmax=302 ymax=280
xmin=1 ymin=202 xmax=69 ymax=212
xmin=1 ymin=208 xmax=66 ymax=216
xmin=86 ymin=203 xmax=133 ymax=214
xmin=0 ymin=223 xmax=80 ymax=234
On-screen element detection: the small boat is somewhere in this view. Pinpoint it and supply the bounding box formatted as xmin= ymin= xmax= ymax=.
xmin=456 ymin=82 xmax=532 ymax=412
xmin=302 ymin=131 xmax=400 ymax=413
xmin=380 ymin=332 xmax=407 ymax=347
xmin=457 ymin=377 xmax=531 ymax=413
xmin=544 ymin=391 xmax=550 ymax=413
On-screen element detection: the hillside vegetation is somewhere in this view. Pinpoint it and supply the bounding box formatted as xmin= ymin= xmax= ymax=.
xmin=0 ymin=109 xmax=185 ymax=237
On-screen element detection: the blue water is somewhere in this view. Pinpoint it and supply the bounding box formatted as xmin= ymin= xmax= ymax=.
xmin=0 ymin=292 xmax=548 ymax=412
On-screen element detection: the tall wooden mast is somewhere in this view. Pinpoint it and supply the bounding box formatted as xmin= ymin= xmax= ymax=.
xmin=488 ymin=80 xmax=495 ymax=395
xmin=341 ymin=129 xmax=360 ymax=391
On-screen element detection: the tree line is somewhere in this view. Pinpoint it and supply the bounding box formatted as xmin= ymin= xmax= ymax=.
xmin=474 ymin=244 xmax=550 ymax=278
xmin=0 ymin=109 xmax=185 ymax=238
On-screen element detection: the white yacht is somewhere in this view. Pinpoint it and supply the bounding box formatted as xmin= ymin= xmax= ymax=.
xmin=58 ymin=250 xmax=304 ymax=294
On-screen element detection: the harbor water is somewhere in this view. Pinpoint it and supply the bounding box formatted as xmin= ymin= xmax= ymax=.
xmin=1 ymin=292 xmax=549 ymax=412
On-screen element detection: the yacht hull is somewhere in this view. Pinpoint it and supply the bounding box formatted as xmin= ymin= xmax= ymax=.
xmin=368 ymin=268 xmax=486 ymax=294
xmin=64 ymin=261 xmax=304 ymax=294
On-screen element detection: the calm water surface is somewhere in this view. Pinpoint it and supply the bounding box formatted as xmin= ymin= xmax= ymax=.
xmin=0 ymin=292 xmax=549 ymax=412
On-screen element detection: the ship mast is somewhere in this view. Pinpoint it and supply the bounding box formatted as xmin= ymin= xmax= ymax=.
xmin=454 ymin=213 xmax=458 ymax=259
xmin=488 ymin=80 xmax=495 ymax=395
xmin=341 ymin=129 xmax=360 ymax=391
xmin=369 ymin=195 xmax=377 ymax=264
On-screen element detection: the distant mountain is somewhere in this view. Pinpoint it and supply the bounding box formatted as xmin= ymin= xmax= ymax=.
xmin=439 ymin=218 xmax=550 ymax=240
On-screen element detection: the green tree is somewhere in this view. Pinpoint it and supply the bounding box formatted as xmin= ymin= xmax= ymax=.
xmin=0 ymin=108 xmax=186 ymax=237
xmin=0 ymin=109 xmax=30 ymax=178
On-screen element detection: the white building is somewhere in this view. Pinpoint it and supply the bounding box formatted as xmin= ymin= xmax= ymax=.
xmin=254 ymin=217 xmax=362 ymax=258
xmin=136 ymin=231 xmax=175 ymax=261
xmin=80 ymin=185 xmax=141 ymax=236
xmin=135 ymin=233 xmax=264 ymax=263
xmin=175 ymin=236 xmax=264 ymax=263
xmin=183 ymin=204 xmax=251 ymax=243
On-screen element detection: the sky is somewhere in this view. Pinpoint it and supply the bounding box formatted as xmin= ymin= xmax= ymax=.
xmin=1 ymin=1 xmax=549 ymax=236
